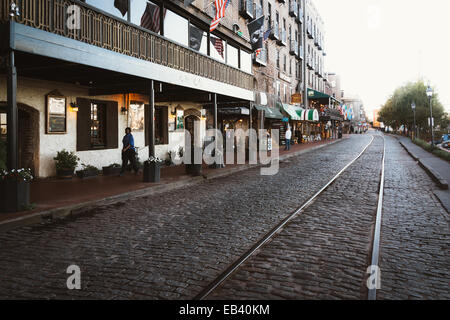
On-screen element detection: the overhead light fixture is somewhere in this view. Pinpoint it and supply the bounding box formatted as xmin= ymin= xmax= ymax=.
xmin=70 ymin=102 xmax=79 ymax=112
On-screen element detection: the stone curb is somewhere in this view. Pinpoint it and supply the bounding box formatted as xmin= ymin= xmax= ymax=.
xmin=398 ymin=140 xmax=449 ymax=190
xmin=0 ymin=138 xmax=346 ymax=233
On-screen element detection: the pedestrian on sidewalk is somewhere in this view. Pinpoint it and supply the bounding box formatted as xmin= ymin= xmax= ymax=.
xmin=120 ymin=127 xmax=139 ymax=176
xmin=285 ymin=126 xmax=292 ymax=151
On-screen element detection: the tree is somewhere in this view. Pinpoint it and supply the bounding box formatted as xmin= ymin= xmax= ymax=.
xmin=378 ymin=81 xmax=445 ymax=137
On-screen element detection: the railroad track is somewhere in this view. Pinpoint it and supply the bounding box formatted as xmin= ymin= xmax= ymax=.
xmin=194 ymin=133 xmax=386 ymax=300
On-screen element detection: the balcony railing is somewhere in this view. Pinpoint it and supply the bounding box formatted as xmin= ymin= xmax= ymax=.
xmin=289 ymin=1 xmax=298 ymax=18
xmin=240 ymin=0 xmax=254 ymax=19
xmin=1 ymin=0 xmax=253 ymax=91
xmin=269 ymin=21 xmax=279 ymax=40
xmin=254 ymin=47 xmax=267 ymax=66
xmin=289 ymin=40 xmax=298 ymax=56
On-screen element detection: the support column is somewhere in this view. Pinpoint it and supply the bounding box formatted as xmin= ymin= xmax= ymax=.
xmin=213 ymin=93 xmax=218 ymax=167
xmin=249 ymin=102 xmax=253 ymax=131
xmin=148 ymin=80 xmax=155 ymax=158
xmin=7 ymin=50 xmax=18 ymax=170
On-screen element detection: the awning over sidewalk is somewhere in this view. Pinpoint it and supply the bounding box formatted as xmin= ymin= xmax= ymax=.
xmin=254 ymin=105 xmax=284 ymax=119
xmin=307 ymin=88 xmax=330 ymax=99
xmin=218 ymin=107 xmax=250 ymax=115
xmin=282 ymin=104 xmax=303 ymax=121
xmin=304 ymin=109 xmax=320 ymax=122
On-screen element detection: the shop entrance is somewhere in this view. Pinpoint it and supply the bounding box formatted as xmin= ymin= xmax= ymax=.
xmin=0 ymin=103 xmax=40 ymax=175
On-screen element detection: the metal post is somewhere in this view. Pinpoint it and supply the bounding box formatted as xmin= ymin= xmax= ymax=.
xmin=213 ymin=93 xmax=218 ymax=167
xmin=429 ymin=96 xmax=434 ymax=147
xmin=149 ymin=80 xmax=155 ymax=158
xmin=413 ymin=109 xmax=416 ymax=140
xmin=303 ymin=0 xmax=308 ymax=111
xmin=7 ymin=50 xmax=18 ymax=170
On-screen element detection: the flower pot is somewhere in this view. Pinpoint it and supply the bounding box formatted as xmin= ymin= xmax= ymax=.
xmin=76 ymin=169 xmax=99 ymax=179
xmin=0 ymin=180 xmax=30 ymax=213
xmin=102 ymin=166 xmax=122 ymax=176
xmin=56 ymin=168 xmax=74 ymax=179
xmin=143 ymin=161 xmax=161 ymax=183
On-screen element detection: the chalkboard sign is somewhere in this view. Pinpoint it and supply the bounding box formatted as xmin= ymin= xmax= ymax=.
xmin=46 ymin=94 xmax=67 ymax=134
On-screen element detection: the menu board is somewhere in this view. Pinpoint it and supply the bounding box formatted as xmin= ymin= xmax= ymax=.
xmin=46 ymin=95 xmax=67 ymax=134
xmin=271 ymin=122 xmax=286 ymax=146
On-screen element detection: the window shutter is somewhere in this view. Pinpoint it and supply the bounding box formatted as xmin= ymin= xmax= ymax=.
xmin=106 ymin=101 xmax=118 ymax=149
xmin=144 ymin=104 xmax=149 ymax=146
xmin=162 ymin=107 xmax=169 ymax=144
xmin=76 ymin=98 xmax=91 ymax=151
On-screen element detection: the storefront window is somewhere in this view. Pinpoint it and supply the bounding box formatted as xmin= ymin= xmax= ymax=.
xmin=83 ymin=0 xmax=128 ymax=20
xmin=210 ymin=35 xmax=226 ymax=63
xmin=164 ymin=9 xmax=189 ymax=47
xmin=90 ymin=103 xmax=106 ymax=148
xmin=130 ymin=0 xmax=162 ymax=34
xmin=189 ymin=24 xmax=208 ymax=54
xmin=227 ymin=44 xmax=239 ymax=69
xmin=0 ymin=113 xmax=6 ymax=137
xmin=240 ymin=50 xmax=252 ymax=73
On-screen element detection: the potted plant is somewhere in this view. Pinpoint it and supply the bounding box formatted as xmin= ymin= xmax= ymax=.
xmin=102 ymin=163 xmax=122 ymax=176
xmin=76 ymin=164 xmax=99 ymax=179
xmin=143 ymin=156 xmax=163 ymax=183
xmin=0 ymin=168 xmax=33 ymax=212
xmin=54 ymin=149 xmax=79 ymax=179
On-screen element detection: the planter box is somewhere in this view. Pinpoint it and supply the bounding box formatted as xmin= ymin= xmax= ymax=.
xmin=102 ymin=166 xmax=121 ymax=176
xmin=143 ymin=162 xmax=161 ymax=183
xmin=0 ymin=180 xmax=30 ymax=213
xmin=76 ymin=169 xmax=99 ymax=179
xmin=56 ymin=168 xmax=74 ymax=179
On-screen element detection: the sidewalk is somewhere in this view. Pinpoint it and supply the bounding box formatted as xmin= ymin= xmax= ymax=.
xmin=397 ymin=135 xmax=450 ymax=213
xmin=0 ymin=137 xmax=348 ymax=232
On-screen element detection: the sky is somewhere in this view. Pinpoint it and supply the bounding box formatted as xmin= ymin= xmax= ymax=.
xmin=314 ymin=0 xmax=450 ymax=120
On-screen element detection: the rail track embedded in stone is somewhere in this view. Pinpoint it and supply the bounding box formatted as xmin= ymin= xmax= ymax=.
xmin=194 ymin=134 xmax=386 ymax=300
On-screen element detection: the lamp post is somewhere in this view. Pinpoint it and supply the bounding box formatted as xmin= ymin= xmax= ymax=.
xmin=426 ymin=85 xmax=434 ymax=147
xmin=411 ymin=102 xmax=416 ymax=140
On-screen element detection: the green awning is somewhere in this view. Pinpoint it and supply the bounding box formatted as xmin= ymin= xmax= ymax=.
xmin=307 ymin=88 xmax=330 ymax=100
xmin=254 ymin=105 xmax=284 ymax=119
xmin=282 ymin=104 xmax=303 ymax=121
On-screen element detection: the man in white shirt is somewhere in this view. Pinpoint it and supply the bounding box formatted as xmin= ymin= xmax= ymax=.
xmin=285 ymin=126 xmax=292 ymax=151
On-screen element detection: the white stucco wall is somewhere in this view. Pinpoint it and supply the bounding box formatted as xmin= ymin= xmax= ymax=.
xmin=0 ymin=76 xmax=206 ymax=178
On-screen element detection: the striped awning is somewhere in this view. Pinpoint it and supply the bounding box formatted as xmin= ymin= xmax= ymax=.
xmin=282 ymin=104 xmax=303 ymax=121
xmin=304 ymin=109 xmax=320 ymax=122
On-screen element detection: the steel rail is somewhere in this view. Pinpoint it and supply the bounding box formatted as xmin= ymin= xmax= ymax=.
xmin=194 ymin=135 xmax=376 ymax=300
xmin=368 ymin=134 xmax=386 ymax=300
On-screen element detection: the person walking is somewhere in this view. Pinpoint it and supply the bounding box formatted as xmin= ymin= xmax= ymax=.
xmin=120 ymin=127 xmax=139 ymax=176
xmin=285 ymin=126 xmax=292 ymax=151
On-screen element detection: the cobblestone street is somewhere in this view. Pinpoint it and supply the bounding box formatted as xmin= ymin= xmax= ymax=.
xmin=0 ymin=134 xmax=448 ymax=300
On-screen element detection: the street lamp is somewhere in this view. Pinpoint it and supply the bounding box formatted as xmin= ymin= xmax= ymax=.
xmin=411 ymin=102 xmax=416 ymax=140
xmin=426 ymin=85 xmax=434 ymax=147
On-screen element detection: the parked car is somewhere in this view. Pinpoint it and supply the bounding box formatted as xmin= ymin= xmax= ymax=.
xmin=442 ymin=141 xmax=450 ymax=149
xmin=435 ymin=134 xmax=450 ymax=145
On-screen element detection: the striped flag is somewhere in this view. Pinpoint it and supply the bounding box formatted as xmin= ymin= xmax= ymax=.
xmin=141 ymin=2 xmax=166 ymax=33
xmin=210 ymin=0 xmax=231 ymax=32
xmin=211 ymin=37 xmax=224 ymax=58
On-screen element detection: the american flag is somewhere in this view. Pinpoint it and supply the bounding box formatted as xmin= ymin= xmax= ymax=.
xmin=141 ymin=2 xmax=166 ymax=33
xmin=210 ymin=0 xmax=231 ymax=32
xmin=211 ymin=37 xmax=224 ymax=58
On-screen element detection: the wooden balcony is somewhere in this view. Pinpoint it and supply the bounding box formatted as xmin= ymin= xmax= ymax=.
xmin=0 ymin=0 xmax=254 ymax=93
